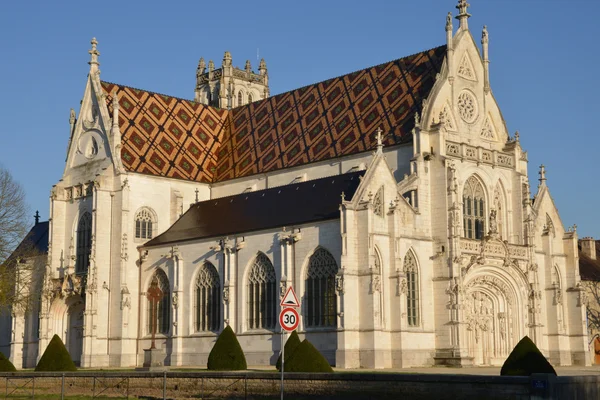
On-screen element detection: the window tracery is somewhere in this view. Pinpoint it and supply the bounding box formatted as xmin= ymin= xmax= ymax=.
xmin=404 ymin=250 xmax=419 ymax=327
xmin=306 ymin=248 xmax=339 ymax=328
xmin=135 ymin=208 xmax=156 ymax=240
xmin=237 ymin=91 xmax=243 ymax=106
xmin=463 ymin=176 xmax=486 ymax=240
xmin=457 ymin=91 xmax=478 ymax=123
xmin=195 ymin=262 xmax=220 ymax=332
xmin=247 ymin=253 xmax=276 ymax=330
xmin=147 ymin=269 xmax=170 ymax=335
xmin=76 ymin=212 xmax=92 ymax=275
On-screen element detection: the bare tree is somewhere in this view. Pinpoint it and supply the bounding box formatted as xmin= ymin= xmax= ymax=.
xmin=583 ymin=280 xmax=600 ymax=335
xmin=0 ymin=165 xmax=37 ymax=312
xmin=0 ymin=166 xmax=28 ymax=264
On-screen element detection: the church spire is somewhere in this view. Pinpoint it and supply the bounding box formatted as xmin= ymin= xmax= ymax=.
xmin=455 ymin=0 xmax=471 ymax=31
xmin=88 ymin=37 xmax=100 ymax=75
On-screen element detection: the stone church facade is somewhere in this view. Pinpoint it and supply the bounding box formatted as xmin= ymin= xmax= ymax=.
xmin=0 ymin=1 xmax=593 ymax=369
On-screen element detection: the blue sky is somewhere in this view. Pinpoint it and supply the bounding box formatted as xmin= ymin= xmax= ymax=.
xmin=0 ymin=0 xmax=598 ymax=238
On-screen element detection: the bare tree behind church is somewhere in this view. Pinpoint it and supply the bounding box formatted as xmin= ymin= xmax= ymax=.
xmin=0 ymin=165 xmax=34 ymax=310
xmin=0 ymin=166 xmax=28 ymax=264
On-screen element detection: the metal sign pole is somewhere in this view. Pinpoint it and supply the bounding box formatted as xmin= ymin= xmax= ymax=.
xmin=280 ymin=329 xmax=286 ymax=400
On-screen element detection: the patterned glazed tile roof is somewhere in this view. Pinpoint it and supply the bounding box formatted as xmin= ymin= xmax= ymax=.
xmin=102 ymin=82 xmax=229 ymax=183
xmin=100 ymin=45 xmax=446 ymax=183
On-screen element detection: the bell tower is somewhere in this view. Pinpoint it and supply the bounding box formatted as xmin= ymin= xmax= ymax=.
xmin=194 ymin=52 xmax=270 ymax=109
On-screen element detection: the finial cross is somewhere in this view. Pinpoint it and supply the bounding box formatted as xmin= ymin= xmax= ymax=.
xmin=34 ymin=210 xmax=40 ymax=225
xmin=195 ymin=188 xmax=199 ymax=203
xmin=539 ymin=165 xmax=546 ymax=182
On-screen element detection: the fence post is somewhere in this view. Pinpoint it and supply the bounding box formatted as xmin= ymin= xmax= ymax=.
xmin=61 ymin=373 xmax=65 ymax=400
xmin=163 ymin=371 xmax=166 ymax=400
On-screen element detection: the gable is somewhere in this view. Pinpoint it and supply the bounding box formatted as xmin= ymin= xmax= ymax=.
xmin=100 ymin=45 xmax=446 ymax=184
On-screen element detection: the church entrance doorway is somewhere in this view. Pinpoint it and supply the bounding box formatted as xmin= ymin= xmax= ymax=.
xmin=48 ymin=294 xmax=85 ymax=367
xmin=66 ymin=299 xmax=84 ymax=366
xmin=463 ymin=268 xmax=525 ymax=366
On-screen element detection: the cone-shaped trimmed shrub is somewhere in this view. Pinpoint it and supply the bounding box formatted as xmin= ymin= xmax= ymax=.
xmin=35 ymin=334 xmax=77 ymax=371
xmin=0 ymin=351 xmax=17 ymax=372
xmin=284 ymin=339 xmax=333 ymax=372
xmin=207 ymin=325 xmax=247 ymax=370
xmin=501 ymin=336 xmax=556 ymax=376
xmin=276 ymin=330 xmax=301 ymax=371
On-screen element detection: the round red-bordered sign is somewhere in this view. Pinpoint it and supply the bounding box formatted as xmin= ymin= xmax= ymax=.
xmin=279 ymin=307 xmax=300 ymax=331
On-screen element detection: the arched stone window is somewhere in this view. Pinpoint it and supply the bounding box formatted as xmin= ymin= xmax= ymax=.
xmin=305 ymin=248 xmax=339 ymax=328
xmin=247 ymin=253 xmax=276 ymax=330
xmin=248 ymin=93 xmax=253 ymax=103
xmin=404 ymin=250 xmax=420 ymax=327
xmin=238 ymin=91 xmax=243 ymax=106
xmin=147 ymin=269 xmax=170 ymax=335
xmin=75 ymin=212 xmax=92 ymax=275
xmin=195 ymin=262 xmax=220 ymax=332
xmin=135 ymin=207 xmax=157 ymax=240
xmin=463 ymin=176 xmax=486 ymax=239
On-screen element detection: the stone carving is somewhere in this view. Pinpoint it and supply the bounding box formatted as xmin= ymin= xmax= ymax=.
xmin=497 ymin=154 xmax=514 ymax=167
xmin=120 ymin=286 xmax=131 ymax=310
xmin=458 ymin=91 xmax=477 ymax=123
xmin=480 ymin=116 xmax=495 ymax=139
xmin=457 ymin=54 xmax=476 ymax=81
xmin=172 ymin=292 xmax=179 ymax=309
xmin=223 ymin=286 xmax=230 ymax=304
xmin=446 ymin=143 xmax=460 ymax=156
xmin=372 ymin=275 xmax=381 ymax=292
xmin=439 ymin=104 xmax=456 ymax=130
xmin=373 ymin=186 xmax=384 ymax=217
xmin=335 ymin=272 xmax=345 ymax=294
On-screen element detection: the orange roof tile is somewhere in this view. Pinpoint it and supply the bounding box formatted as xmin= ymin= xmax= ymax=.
xmin=100 ymin=45 xmax=446 ymax=183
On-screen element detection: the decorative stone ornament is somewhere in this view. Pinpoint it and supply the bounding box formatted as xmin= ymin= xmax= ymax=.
xmin=457 ymin=91 xmax=478 ymax=123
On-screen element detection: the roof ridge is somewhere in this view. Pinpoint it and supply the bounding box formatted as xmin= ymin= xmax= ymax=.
xmin=102 ymin=44 xmax=445 ymax=110
xmin=100 ymin=80 xmax=226 ymax=112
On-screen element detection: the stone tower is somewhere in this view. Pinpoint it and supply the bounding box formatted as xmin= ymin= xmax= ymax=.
xmin=194 ymin=51 xmax=269 ymax=108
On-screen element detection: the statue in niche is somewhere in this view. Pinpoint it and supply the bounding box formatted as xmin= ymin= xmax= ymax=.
xmin=488 ymin=209 xmax=498 ymax=236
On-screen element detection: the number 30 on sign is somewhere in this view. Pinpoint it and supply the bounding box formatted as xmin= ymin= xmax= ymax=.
xmin=279 ymin=307 xmax=300 ymax=331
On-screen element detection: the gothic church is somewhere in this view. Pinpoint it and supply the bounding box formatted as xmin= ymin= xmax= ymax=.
xmin=0 ymin=1 xmax=593 ymax=369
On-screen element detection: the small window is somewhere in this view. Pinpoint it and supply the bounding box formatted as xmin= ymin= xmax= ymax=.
xmin=135 ymin=208 xmax=156 ymax=240
xmin=238 ymin=91 xmax=243 ymax=106
xmin=248 ymin=93 xmax=253 ymax=103
xmin=463 ymin=176 xmax=486 ymax=239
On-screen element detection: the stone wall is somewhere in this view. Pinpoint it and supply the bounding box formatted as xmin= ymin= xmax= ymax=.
xmin=0 ymin=371 xmax=594 ymax=399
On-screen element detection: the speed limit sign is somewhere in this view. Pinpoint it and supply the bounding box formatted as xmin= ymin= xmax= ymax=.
xmin=279 ymin=307 xmax=300 ymax=331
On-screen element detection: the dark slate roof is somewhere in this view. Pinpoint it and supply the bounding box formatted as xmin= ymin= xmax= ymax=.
xmin=5 ymin=221 xmax=49 ymax=264
xmin=144 ymin=171 xmax=365 ymax=247
xmin=102 ymin=45 xmax=446 ymax=183
xmin=579 ymin=240 xmax=600 ymax=281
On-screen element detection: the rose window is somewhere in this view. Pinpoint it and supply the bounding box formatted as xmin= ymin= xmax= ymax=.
xmin=457 ymin=91 xmax=478 ymax=123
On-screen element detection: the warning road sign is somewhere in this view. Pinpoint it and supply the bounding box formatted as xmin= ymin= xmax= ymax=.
xmin=279 ymin=307 xmax=300 ymax=331
xmin=280 ymin=286 xmax=300 ymax=308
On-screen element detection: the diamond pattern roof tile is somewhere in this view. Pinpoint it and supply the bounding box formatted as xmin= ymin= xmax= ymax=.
xmin=100 ymin=45 xmax=446 ymax=184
